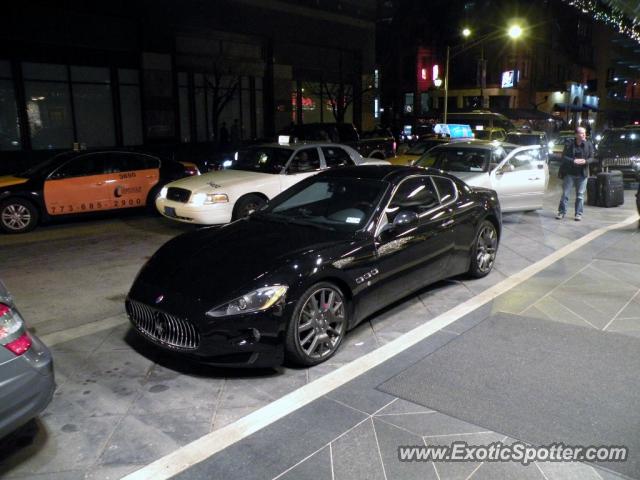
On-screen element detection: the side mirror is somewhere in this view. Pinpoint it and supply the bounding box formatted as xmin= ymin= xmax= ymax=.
xmin=393 ymin=210 xmax=419 ymax=227
xmin=497 ymin=164 xmax=515 ymax=175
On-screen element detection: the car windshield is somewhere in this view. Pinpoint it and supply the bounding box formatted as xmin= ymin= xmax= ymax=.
xmin=415 ymin=147 xmax=491 ymax=172
xmin=260 ymin=177 xmax=388 ymax=232
xmin=506 ymin=134 xmax=541 ymax=146
xmin=406 ymin=142 xmax=436 ymax=155
xmin=229 ymin=147 xmax=292 ymax=174
xmin=473 ymin=130 xmax=494 ymax=140
xmin=600 ymin=130 xmax=640 ymax=149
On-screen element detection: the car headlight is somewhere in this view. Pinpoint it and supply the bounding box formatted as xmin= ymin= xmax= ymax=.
xmin=159 ymin=186 xmax=168 ymax=198
xmin=206 ymin=285 xmax=288 ymax=317
xmin=548 ymin=141 xmax=554 ymax=148
xmin=190 ymin=193 xmax=229 ymax=206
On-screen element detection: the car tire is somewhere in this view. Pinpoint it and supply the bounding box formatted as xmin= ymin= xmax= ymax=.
xmin=468 ymin=219 xmax=498 ymax=278
xmin=285 ymin=282 xmax=348 ymax=366
xmin=232 ymin=194 xmax=266 ymax=220
xmin=0 ymin=198 xmax=39 ymax=234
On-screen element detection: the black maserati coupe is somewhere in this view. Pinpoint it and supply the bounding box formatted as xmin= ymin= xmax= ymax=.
xmin=126 ymin=165 xmax=501 ymax=367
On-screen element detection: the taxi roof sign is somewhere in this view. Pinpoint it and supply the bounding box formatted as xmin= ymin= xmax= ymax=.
xmin=278 ymin=135 xmax=291 ymax=144
xmin=433 ymin=124 xmax=473 ymax=139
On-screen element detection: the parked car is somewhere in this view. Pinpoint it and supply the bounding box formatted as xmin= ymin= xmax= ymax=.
xmin=0 ymin=279 xmax=55 ymax=438
xmin=390 ymin=138 xmax=452 ymax=165
xmin=279 ymin=123 xmax=396 ymax=159
xmin=549 ymin=130 xmax=575 ymax=161
xmin=446 ymin=111 xmax=515 ymax=132
xmin=0 ymin=150 xmax=200 ymax=233
xmin=156 ymin=142 xmax=387 ymax=225
xmin=414 ymin=141 xmax=548 ymax=212
xmin=473 ymin=127 xmax=507 ymax=142
xmin=595 ymin=127 xmax=640 ymax=181
xmin=127 ymin=165 xmax=501 ymax=367
xmin=505 ymin=131 xmax=550 ymax=162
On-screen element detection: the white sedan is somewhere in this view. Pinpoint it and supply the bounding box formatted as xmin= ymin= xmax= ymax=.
xmin=414 ymin=141 xmax=549 ymax=212
xmin=156 ymin=143 xmax=387 ymax=224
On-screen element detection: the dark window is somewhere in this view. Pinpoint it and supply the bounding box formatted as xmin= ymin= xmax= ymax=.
xmin=51 ymin=154 xmax=106 ymax=178
xmin=287 ymin=148 xmax=321 ymax=173
xmin=431 ymin=176 xmax=457 ymax=203
xmin=322 ymin=147 xmax=355 ymax=168
xmin=389 ymin=176 xmax=439 ymax=212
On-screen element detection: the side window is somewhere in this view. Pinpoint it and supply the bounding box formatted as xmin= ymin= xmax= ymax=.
xmin=387 ymin=176 xmax=439 ymax=220
xmin=491 ymin=149 xmax=507 ymax=165
xmin=494 ymin=130 xmax=506 ymax=141
xmin=322 ymin=147 xmax=355 ymax=168
xmin=431 ymin=176 xmax=457 ymax=204
xmin=51 ymin=154 xmax=105 ymax=179
xmin=287 ymin=148 xmax=321 ymax=173
xmin=119 ymin=153 xmax=159 ymax=171
xmin=507 ymin=151 xmax=537 ymax=171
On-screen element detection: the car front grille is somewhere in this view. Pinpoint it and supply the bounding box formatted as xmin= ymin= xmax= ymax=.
xmin=126 ymin=300 xmax=199 ymax=350
xmin=601 ymin=157 xmax=636 ymax=167
xmin=167 ymin=187 xmax=191 ymax=203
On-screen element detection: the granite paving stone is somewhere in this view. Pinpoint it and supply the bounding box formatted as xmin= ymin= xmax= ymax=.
xmin=275 ymin=446 xmax=333 ymax=480
xmin=331 ymin=419 xmax=386 ymax=480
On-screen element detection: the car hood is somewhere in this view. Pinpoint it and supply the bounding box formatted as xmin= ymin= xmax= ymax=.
xmin=448 ymin=171 xmax=490 ymax=187
xmin=133 ymin=218 xmax=350 ymax=305
xmin=166 ymin=169 xmax=279 ymax=194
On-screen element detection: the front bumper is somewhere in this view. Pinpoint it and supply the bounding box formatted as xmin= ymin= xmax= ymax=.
xmin=156 ymin=197 xmax=233 ymax=225
xmin=125 ymin=294 xmax=289 ymax=368
xmin=0 ymin=334 xmax=55 ymax=438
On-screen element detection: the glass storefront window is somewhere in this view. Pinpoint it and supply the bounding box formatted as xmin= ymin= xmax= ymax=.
xmin=25 ymin=81 xmax=73 ymax=150
xmin=22 ymin=63 xmax=68 ymax=81
xmin=120 ymin=85 xmax=143 ymax=146
xmin=0 ymin=62 xmax=21 ymax=151
xmin=74 ymin=83 xmax=115 ymax=147
xmin=179 ymin=86 xmax=191 ymax=143
xmin=71 ymin=66 xmax=110 ymax=83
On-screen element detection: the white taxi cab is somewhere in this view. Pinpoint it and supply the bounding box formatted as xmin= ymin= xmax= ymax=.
xmin=156 ymin=142 xmax=387 ymax=224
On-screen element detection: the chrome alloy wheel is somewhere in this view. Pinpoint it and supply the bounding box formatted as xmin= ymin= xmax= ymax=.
xmin=475 ymin=223 xmax=497 ymax=274
xmin=296 ymin=287 xmax=346 ymax=361
xmin=1 ymin=203 xmax=32 ymax=232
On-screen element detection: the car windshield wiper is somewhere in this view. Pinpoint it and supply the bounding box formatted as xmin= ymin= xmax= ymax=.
xmin=287 ymin=216 xmax=336 ymax=231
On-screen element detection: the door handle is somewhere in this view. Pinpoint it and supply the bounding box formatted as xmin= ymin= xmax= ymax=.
xmin=95 ymin=181 xmax=104 ymax=186
xmin=528 ymin=177 xmax=541 ymax=181
xmin=441 ymin=219 xmax=454 ymax=228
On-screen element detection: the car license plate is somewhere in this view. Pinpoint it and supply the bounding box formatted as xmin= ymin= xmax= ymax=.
xmin=164 ymin=206 xmax=177 ymax=218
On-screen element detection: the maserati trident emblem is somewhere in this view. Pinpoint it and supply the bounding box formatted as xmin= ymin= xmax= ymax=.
xmin=153 ymin=313 xmax=166 ymax=337
xmin=155 ymin=294 xmax=164 ymax=304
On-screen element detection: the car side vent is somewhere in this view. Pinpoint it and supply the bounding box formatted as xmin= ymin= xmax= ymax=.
xmin=126 ymin=300 xmax=199 ymax=350
xmin=167 ymin=187 xmax=191 ymax=203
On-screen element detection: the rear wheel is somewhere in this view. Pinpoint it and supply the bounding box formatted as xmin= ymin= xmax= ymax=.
xmin=0 ymin=198 xmax=39 ymax=234
xmin=232 ymin=194 xmax=266 ymax=220
xmin=285 ymin=282 xmax=348 ymax=366
xmin=468 ymin=220 xmax=498 ymax=278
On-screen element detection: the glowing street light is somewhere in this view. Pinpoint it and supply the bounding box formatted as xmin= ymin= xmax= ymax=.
xmin=443 ymin=23 xmax=524 ymax=123
xmin=508 ymin=24 xmax=523 ymax=39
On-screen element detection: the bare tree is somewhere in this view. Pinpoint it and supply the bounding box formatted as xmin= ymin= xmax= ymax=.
xmin=200 ymin=54 xmax=240 ymax=145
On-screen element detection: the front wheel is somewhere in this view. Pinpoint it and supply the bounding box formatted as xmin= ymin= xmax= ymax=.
xmin=0 ymin=198 xmax=39 ymax=234
xmin=468 ymin=220 xmax=498 ymax=278
xmin=285 ymin=282 xmax=348 ymax=366
xmin=232 ymin=194 xmax=266 ymax=220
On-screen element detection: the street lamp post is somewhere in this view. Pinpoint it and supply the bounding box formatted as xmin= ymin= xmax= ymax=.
xmin=442 ymin=24 xmax=523 ymax=124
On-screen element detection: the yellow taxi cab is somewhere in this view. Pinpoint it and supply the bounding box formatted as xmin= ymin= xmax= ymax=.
xmin=0 ymin=150 xmax=199 ymax=233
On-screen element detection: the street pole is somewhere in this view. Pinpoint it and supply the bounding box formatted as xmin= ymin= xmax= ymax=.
xmin=444 ymin=45 xmax=450 ymax=123
xmin=480 ymin=44 xmax=485 ymax=108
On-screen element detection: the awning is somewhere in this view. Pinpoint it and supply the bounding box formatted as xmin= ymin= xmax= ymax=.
xmin=553 ymin=103 xmax=589 ymax=112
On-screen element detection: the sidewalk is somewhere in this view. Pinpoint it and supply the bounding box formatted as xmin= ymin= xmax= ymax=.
xmin=125 ymin=216 xmax=640 ymax=480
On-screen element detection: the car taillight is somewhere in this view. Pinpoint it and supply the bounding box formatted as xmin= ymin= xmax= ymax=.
xmin=0 ymin=302 xmax=31 ymax=355
xmin=185 ymin=166 xmax=200 ymax=176
xmin=393 ymin=141 xmax=397 ymax=154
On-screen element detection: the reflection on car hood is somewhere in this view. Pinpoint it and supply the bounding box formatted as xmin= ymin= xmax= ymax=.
xmin=165 ymin=169 xmax=278 ymax=193
xmin=135 ymin=218 xmax=349 ymax=305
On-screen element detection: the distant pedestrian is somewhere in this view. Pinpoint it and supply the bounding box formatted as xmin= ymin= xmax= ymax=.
xmin=230 ymin=119 xmax=241 ymax=146
xmin=556 ymin=126 xmax=596 ymax=221
xmin=219 ymin=122 xmax=229 ymax=149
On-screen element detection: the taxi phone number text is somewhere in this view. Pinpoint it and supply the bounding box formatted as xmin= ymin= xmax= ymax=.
xmin=49 ymin=198 xmax=143 ymax=214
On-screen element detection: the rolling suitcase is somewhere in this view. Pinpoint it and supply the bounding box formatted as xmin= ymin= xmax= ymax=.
xmin=596 ymin=169 xmax=624 ymax=208
xmin=586 ymin=177 xmax=598 ymax=206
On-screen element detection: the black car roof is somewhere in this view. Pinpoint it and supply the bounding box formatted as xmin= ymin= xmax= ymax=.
xmin=318 ymin=164 xmax=459 ymax=184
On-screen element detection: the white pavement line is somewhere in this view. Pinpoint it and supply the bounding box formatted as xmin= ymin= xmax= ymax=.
xmin=40 ymin=315 xmax=128 ymax=346
xmin=124 ymin=213 xmax=640 ymax=480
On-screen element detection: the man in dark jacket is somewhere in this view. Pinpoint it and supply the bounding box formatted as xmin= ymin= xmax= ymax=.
xmin=556 ymin=126 xmax=596 ymax=221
